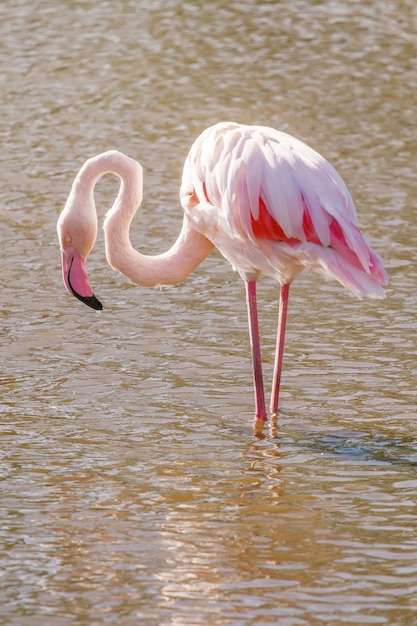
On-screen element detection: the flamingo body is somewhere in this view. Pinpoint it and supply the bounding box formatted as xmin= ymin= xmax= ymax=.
xmin=180 ymin=122 xmax=387 ymax=298
xmin=57 ymin=122 xmax=388 ymax=421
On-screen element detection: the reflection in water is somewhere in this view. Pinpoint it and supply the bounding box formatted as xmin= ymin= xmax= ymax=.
xmin=1 ymin=0 xmax=417 ymax=624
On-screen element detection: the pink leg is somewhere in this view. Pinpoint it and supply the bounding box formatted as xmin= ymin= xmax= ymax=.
xmin=270 ymin=283 xmax=290 ymax=414
xmin=245 ymin=280 xmax=267 ymax=421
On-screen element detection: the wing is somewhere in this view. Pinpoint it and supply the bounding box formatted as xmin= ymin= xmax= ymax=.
xmin=180 ymin=122 xmax=383 ymax=281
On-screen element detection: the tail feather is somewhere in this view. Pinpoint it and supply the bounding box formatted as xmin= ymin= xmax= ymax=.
xmin=313 ymin=246 xmax=388 ymax=299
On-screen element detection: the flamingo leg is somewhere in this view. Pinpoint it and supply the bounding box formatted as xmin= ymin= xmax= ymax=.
xmin=245 ymin=280 xmax=267 ymax=421
xmin=270 ymin=283 xmax=290 ymax=414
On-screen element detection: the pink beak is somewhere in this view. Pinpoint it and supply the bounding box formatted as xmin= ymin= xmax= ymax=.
xmin=62 ymin=246 xmax=103 ymax=310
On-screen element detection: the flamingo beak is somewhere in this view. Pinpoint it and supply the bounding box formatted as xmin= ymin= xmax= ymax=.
xmin=61 ymin=246 xmax=103 ymax=311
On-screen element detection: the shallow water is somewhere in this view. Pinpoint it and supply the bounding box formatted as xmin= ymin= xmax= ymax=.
xmin=1 ymin=0 xmax=417 ymax=624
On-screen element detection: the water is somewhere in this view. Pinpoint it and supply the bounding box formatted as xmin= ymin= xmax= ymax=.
xmin=1 ymin=0 xmax=417 ymax=624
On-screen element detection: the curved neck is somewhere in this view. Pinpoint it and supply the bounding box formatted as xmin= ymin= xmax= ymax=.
xmin=81 ymin=151 xmax=215 ymax=287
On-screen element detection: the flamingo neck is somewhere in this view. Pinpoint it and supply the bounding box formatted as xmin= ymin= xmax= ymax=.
xmin=80 ymin=151 xmax=214 ymax=287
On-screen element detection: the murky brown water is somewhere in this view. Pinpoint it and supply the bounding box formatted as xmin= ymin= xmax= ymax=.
xmin=1 ymin=0 xmax=417 ymax=624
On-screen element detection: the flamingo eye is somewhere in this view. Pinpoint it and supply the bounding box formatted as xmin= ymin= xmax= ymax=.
xmin=65 ymin=236 xmax=71 ymax=243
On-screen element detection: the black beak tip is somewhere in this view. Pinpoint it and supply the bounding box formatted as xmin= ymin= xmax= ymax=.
xmin=72 ymin=291 xmax=103 ymax=310
xmin=84 ymin=294 xmax=103 ymax=311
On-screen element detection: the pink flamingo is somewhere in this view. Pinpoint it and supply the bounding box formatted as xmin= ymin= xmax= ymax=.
xmin=57 ymin=122 xmax=388 ymax=421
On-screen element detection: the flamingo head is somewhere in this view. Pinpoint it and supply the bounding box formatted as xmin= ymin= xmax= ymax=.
xmin=57 ymin=192 xmax=103 ymax=311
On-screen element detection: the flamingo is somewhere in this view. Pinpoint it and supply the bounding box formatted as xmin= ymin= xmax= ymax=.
xmin=57 ymin=121 xmax=388 ymax=421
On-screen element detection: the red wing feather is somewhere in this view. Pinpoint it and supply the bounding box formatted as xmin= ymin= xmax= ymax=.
xmin=251 ymin=197 xmax=299 ymax=243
